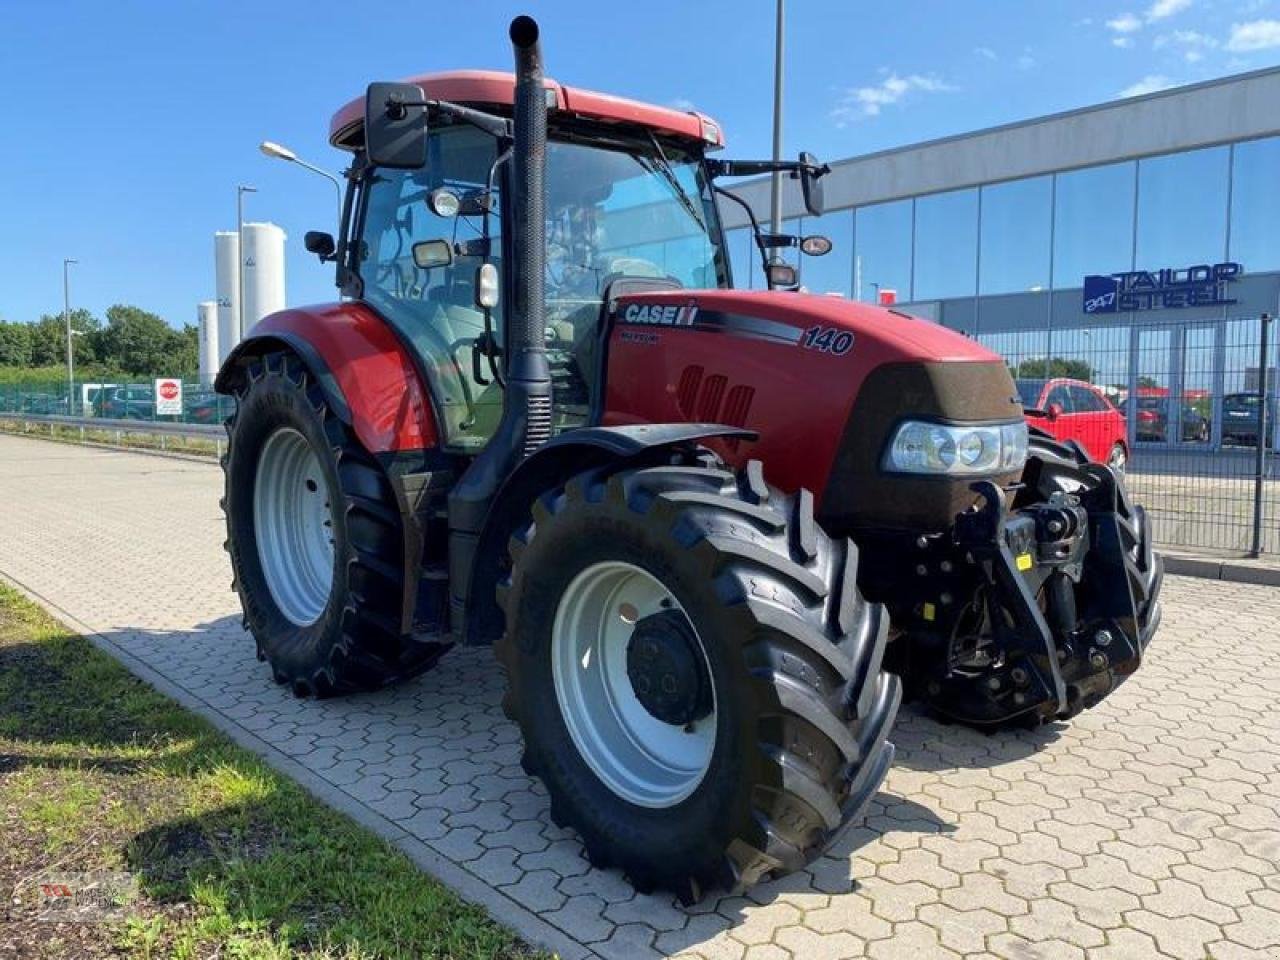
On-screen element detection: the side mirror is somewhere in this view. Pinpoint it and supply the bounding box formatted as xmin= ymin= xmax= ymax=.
xmin=1047 ymin=402 xmax=1063 ymax=420
xmin=798 ymin=151 xmax=828 ymax=217
xmin=766 ymin=261 xmax=798 ymax=288
xmin=800 ymin=235 xmax=832 ymax=257
xmin=304 ymin=231 xmax=336 ymax=261
xmin=364 ymin=81 xmax=428 ymax=169
xmin=412 ymin=239 xmax=453 ymax=270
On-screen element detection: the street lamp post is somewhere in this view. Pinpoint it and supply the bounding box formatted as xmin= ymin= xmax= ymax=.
xmin=769 ymin=0 xmax=785 ymax=237
xmin=63 ymin=258 xmax=78 ymax=415
xmin=259 ymin=141 xmax=343 ymax=225
xmin=237 ymin=184 xmax=257 ymax=339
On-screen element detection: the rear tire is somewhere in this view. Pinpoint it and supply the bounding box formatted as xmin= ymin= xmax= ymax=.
xmin=497 ymin=452 xmax=900 ymax=901
xmin=222 ymin=351 xmax=451 ymax=697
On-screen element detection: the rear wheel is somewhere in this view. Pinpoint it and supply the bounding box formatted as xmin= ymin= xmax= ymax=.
xmin=222 ymin=351 xmax=451 ymax=696
xmin=497 ymin=453 xmax=900 ymax=901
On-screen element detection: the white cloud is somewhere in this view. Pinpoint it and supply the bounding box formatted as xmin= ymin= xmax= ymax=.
xmin=831 ymin=72 xmax=955 ymax=124
xmin=669 ymin=97 xmax=696 ymax=111
xmin=973 ymin=46 xmax=997 ymax=60
xmin=1146 ymin=0 xmax=1192 ymax=21
xmin=1154 ymin=29 xmax=1218 ymax=49
xmin=1227 ymin=19 xmax=1280 ymax=50
xmin=1118 ymin=74 xmax=1178 ymax=97
xmin=1113 ymin=36 xmax=1135 ymax=48
xmin=1016 ymin=51 xmax=1037 ymax=69
xmin=1108 ymin=13 xmax=1143 ymax=33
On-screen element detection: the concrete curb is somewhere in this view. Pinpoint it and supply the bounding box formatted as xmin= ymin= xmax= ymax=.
xmin=0 ymin=570 xmax=598 ymax=960
xmin=1164 ymin=554 xmax=1280 ymax=586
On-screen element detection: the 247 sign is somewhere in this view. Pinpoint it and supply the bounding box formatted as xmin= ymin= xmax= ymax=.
xmin=1083 ymin=262 xmax=1241 ymax=314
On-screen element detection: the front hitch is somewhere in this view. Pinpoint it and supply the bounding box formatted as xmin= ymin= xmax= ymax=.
xmin=922 ymin=467 xmax=1160 ymax=727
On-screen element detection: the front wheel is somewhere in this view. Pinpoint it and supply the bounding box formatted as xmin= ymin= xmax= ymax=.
xmin=497 ymin=453 xmax=900 ymax=901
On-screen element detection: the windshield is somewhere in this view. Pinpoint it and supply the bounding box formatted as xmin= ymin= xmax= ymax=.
xmin=543 ymin=139 xmax=725 ymax=321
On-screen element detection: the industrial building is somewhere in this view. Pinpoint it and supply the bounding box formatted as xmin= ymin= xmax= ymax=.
xmin=723 ymin=66 xmax=1280 ymax=453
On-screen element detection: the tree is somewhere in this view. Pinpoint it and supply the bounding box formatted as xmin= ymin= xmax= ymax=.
xmin=1013 ymin=356 xmax=1095 ymax=382
xmin=97 ymin=304 xmax=190 ymax=375
xmin=0 ymin=321 xmax=32 ymax=367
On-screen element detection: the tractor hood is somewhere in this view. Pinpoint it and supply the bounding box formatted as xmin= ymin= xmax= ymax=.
xmin=612 ymin=288 xmax=1001 ymax=363
xmin=606 ymin=288 xmax=1025 ymax=533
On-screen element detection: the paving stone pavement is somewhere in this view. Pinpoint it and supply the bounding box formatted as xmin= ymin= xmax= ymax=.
xmin=2 ymin=433 xmax=1279 ymax=960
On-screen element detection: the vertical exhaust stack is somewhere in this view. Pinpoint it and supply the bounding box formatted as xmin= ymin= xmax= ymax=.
xmin=506 ymin=14 xmax=553 ymax=455
xmin=447 ymin=14 xmax=553 ymax=637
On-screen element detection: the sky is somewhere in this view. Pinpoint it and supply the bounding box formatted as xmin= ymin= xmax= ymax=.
xmin=3 ymin=0 xmax=1280 ymax=329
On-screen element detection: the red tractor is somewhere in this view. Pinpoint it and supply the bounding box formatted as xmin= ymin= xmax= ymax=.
xmin=216 ymin=17 xmax=1162 ymax=901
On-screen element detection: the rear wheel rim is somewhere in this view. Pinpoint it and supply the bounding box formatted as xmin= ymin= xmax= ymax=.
xmin=552 ymin=561 xmax=716 ymax=808
xmin=253 ymin=427 xmax=335 ymax=627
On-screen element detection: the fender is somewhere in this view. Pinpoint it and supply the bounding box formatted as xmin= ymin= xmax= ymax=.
xmin=458 ymin=422 xmax=755 ymax=646
xmin=215 ymin=303 xmax=439 ymax=453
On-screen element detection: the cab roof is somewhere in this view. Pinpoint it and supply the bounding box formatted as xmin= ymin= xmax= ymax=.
xmin=329 ymin=70 xmax=723 ymax=151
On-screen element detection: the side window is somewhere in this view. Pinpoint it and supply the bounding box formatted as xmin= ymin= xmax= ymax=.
xmin=1071 ymin=386 xmax=1102 ymax=412
xmin=360 ymin=127 xmax=502 ymax=451
xmin=1047 ymin=385 xmax=1074 ymax=413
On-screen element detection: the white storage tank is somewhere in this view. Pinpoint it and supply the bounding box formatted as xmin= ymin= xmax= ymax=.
xmin=198 ymin=301 xmax=219 ymax=385
xmin=214 ymin=231 xmax=240 ymax=363
xmin=242 ymin=222 xmax=287 ymax=330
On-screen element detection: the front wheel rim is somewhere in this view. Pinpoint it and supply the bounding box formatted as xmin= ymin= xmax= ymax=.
xmin=552 ymin=561 xmax=716 ymax=808
xmin=253 ymin=427 xmax=335 ymax=627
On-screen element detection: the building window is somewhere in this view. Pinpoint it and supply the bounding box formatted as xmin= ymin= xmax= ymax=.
xmin=980 ymin=176 xmax=1051 ymax=295
xmin=1136 ymin=145 xmax=1229 ymax=268
xmin=913 ymin=188 xmax=978 ymax=301
xmin=1229 ymin=136 xmax=1280 ymax=272
xmin=1052 ymin=161 xmax=1135 ymax=289
xmin=798 ymin=209 xmax=854 ymax=297
xmin=854 ymin=199 xmax=912 ymax=304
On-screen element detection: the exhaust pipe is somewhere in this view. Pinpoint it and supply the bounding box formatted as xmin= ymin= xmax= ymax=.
xmin=506 ymin=14 xmax=553 ymax=456
xmin=447 ymin=14 xmax=553 ymax=637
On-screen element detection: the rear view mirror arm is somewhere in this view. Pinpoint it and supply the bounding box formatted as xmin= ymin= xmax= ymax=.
xmin=383 ymin=96 xmax=513 ymax=141
xmin=713 ymin=185 xmax=784 ymax=290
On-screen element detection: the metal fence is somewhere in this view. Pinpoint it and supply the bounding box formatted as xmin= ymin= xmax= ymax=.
xmin=0 ymin=379 xmax=235 ymax=427
xmin=2 ymin=324 xmax=1276 ymax=557
xmin=981 ymin=313 xmax=1278 ymax=556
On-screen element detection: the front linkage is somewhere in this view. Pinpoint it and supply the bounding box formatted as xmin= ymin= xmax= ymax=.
xmin=894 ymin=439 xmax=1163 ymax=727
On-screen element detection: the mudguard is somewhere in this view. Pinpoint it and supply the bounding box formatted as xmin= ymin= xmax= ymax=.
xmin=459 ymin=423 xmax=755 ymax=645
xmin=215 ymin=303 xmax=439 ymax=454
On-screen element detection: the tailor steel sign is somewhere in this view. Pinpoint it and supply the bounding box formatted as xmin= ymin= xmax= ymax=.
xmin=1083 ymin=262 xmax=1242 ymax=314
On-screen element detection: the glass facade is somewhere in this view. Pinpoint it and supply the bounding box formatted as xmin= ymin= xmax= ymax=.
xmin=729 ymin=136 xmax=1280 ymax=310
xmin=719 ymin=134 xmax=1280 ymax=460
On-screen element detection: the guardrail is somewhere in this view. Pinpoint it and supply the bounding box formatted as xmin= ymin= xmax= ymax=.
xmin=0 ymin=412 xmax=225 ymax=455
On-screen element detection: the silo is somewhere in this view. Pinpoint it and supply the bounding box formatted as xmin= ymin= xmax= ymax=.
xmin=242 ymin=222 xmax=287 ymax=330
xmin=197 ymin=301 xmax=219 ymax=385
xmin=214 ymin=231 xmax=240 ymax=363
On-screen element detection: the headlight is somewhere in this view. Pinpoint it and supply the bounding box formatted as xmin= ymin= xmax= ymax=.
xmin=885 ymin=420 xmax=1028 ymax=476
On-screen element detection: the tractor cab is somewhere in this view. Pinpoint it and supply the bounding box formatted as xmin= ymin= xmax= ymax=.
xmin=323 ymin=72 xmax=727 ymax=450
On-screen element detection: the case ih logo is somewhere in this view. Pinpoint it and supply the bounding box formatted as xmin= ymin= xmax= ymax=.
xmin=1083 ymin=262 xmax=1241 ymax=314
xmin=621 ymin=302 xmax=699 ymax=327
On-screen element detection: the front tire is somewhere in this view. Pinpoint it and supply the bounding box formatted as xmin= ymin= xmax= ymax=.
xmin=222 ymin=351 xmax=450 ymax=696
xmin=497 ymin=453 xmax=900 ymax=901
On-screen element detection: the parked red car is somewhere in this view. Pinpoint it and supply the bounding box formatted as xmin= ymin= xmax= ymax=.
xmin=1016 ymin=378 xmax=1129 ymax=470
